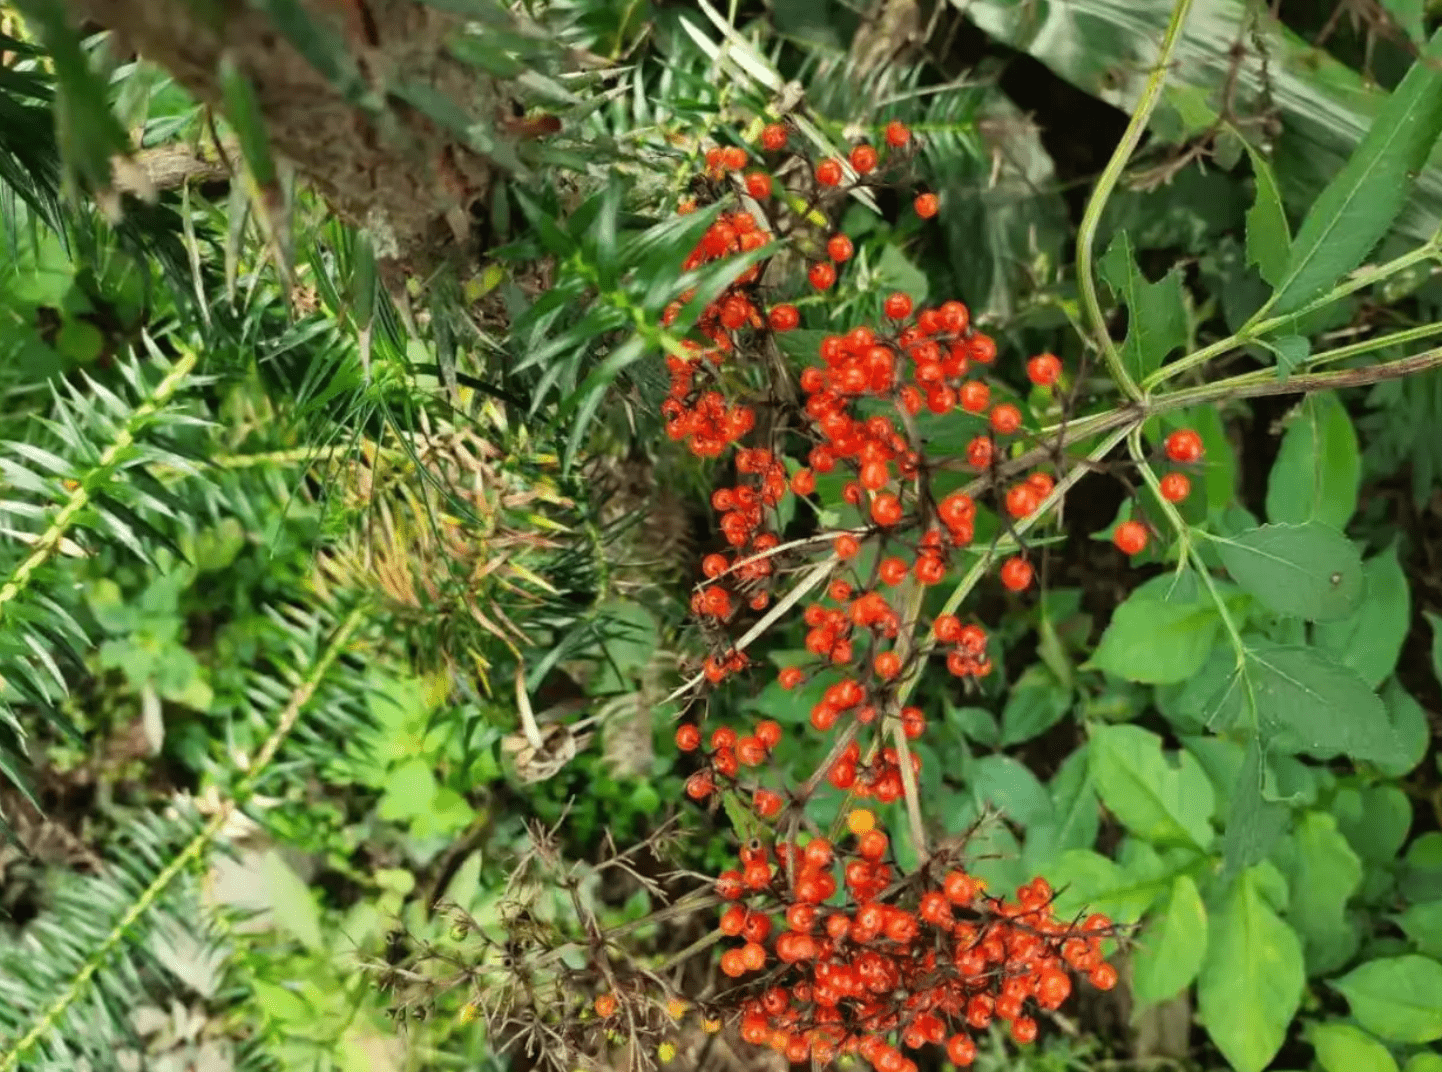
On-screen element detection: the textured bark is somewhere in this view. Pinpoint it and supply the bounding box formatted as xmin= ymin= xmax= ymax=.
xmin=69 ymin=0 xmax=502 ymax=271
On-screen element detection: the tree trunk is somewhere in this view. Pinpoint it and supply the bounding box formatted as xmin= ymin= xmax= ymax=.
xmin=67 ymin=0 xmax=504 ymax=272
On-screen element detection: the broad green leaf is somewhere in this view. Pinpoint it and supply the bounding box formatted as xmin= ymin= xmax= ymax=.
xmin=999 ymin=663 xmax=1072 ymax=745
xmin=1314 ymin=543 xmax=1410 ymax=687
xmin=1264 ymin=334 xmax=1310 ymax=380
xmin=1265 ymin=394 xmax=1361 ymax=530
xmin=1397 ymin=901 xmax=1442 ymax=959
xmin=1043 ymin=847 xmax=1172 ymax=923
xmin=1270 ymin=27 xmax=1442 ymax=315
xmin=1427 ymin=611 xmax=1442 ymax=687
xmin=1238 ymin=645 xmax=1403 ymax=765
xmin=1377 ymin=679 xmax=1431 ymax=778
xmin=1272 ymin=811 xmax=1362 ymax=974
xmin=1332 ymin=785 xmax=1413 ymax=865
xmin=261 ymin=850 xmax=324 ymax=951
xmin=1222 ymin=736 xmax=1290 ymax=878
xmin=1213 ymin=522 xmax=1363 ymax=621
xmin=1090 ymin=725 xmax=1214 ymax=850
xmin=1332 ymin=956 xmax=1442 ymax=1042
xmin=1197 ymin=867 xmax=1306 ymax=1072
xmin=1405 ymin=1055 xmax=1442 ymax=1072
xmin=1243 ymin=141 xmax=1291 ymax=286
xmin=946 ymin=703 xmax=998 ymax=747
xmin=1099 ymin=231 xmax=1188 ymax=382
xmin=971 ymin=754 xmax=1053 ymax=828
xmin=1132 ymin=874 xmax=1208 ymax=1004
xmin=1088 ymin=573 xmax=1222 ymax=684
xmin=1308 ymin=1022 xmax=1400 ymax=1072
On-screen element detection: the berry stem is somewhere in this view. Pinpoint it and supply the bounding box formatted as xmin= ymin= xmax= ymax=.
xmin=1075 ymin=0 xmax=1197 ymax=403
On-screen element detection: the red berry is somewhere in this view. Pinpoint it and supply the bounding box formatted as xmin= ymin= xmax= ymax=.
xmin=1027 ymin=353 xmax=1062 ymax=386
xmin=857 ymin=829 xmax=888 ymax=860
xmin=914 ymin=192 xmax=938 ymax=218
xmin=827 ymin=234 xmax=854 ymax=262
xmin=945 ymin=1034 xmax=976 ymax=1067
xmin=760 ymin=123 xmax=788 ymax=150
xmin=686 ymin=771 xmax=714 ymax=800
xmin=883 ymin=292 xmax=913 ymax=320
xmin=815 ymin=159 xmax=843 ymax=186
xmin=834 ymin=534 xmax=860 ymax=559
xmin=870 ymin=492 xmax=903 ymax=526
xmin=809 ymin=262 xmax=837 ymax=290
xmin=1165 ymin=428 xmax=1204 ymax=463
xmin=958 ymin=380 xmax=990 ymax=413
xmin=879 ymin=556 xmax=909 ymax=585
xmin=874 ymin=650 xmax=901 ymax=679
xmin=744 ymin=172 xmax=772 ymax=199
xmin=1113 ymin=520 xmax=1149 ymax=555
xmin=1089 ymin=962 xmax=1119 ymax=991
xmin=966 ymin=435 xmax=993 ymax=469
xmin=595 ymin=993 xmax=618 ymax=1018
xmin=1159 ymin=471 xmax=1192 ymax=503
xmin=720 ymin=146 xmax=747 ymax=170
xmin=884 ymin=120 xmax=910 ymax=147
xmin=778 ymin=666 xmax=805 ymax=690
xmin=768 ymin=303 xmax=800 ymax=331
xmin=1011 ymin=1016 xmax=1038 ymax=1045
xmin=675 ymin=724 xmax=701 ymax=751
xmin=791 ymin=468 xmax=815 ymax=496
xmin=1000 ymin=556 xmax=1033 ymax=591
xmin=1004 ymin=484 xmax=1041 ymax=519
xmin=849 ymin=144 xmax=879 ymax=173
xmin=989 ymin=403 xmax=1022 ymax=435
xmin=755 ymin=719 xmax=781 ymax=749
xmin=719 ymin=904 xmax=746 ymax=935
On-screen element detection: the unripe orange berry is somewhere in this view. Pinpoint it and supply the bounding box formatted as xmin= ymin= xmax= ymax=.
xmin=595 ymin=993 xmax=618 ymax=1018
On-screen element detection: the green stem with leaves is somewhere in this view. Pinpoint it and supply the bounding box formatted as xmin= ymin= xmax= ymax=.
xmin=0 ymin=603 xmax=368 ymax=1072
xmin=1075 ymin=0 xmax=1197 ymax=401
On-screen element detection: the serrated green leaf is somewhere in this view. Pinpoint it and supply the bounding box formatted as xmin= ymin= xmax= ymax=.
xmin=1269 ymin=27 xmax=1442 ymax=315
xmin=1266 ymin=393 xmax=1361 ymax=529
xmin=1197 ymin=866 xmax=1305 ymax=1072
xmin=1222 ymin=737 xmax=1290 ymax=879
xmin=1090 ymin=724 xmax=1214 ymax=850
xmin=1212 ymin=522 xmax=1363 ymax=621
xmin=1333 ymin=955 xmax=1442 ymax=1042
xmin=1099 ymin=230 xmax=1187 ymax=381
xmin=1132 ymin=873 xmax=1208 ymax=1004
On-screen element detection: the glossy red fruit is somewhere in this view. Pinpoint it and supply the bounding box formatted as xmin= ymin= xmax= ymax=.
xmin=1113 ymin=520 xmax=1149 ymax=555
xmin=809 ymin=262 xmax=837 ymax=290
xmin=884 ymin=120 xmax=911 ymax=147
xmin=768 ymin=303 xmax=800 ymax=331
xmin=1027 ymin=353 xmax=1062 ymax=386
xmin=883 ymin=292 xmax=913 ymax=320
xmin=874 ymin=650 xmax=901 ymax=679
xmin=1159 ymin=471 xmax=1192 ymax=503
xmin=835 ymin=534 xmax=860 ymax=559
xmin=914 ymin=192 xmax=938 ymax=218
xmin=871 ymin=492 xmax=903 ymax=526
xmin=827 ymin=234 xmax=854 ymax=262
xmin=744 ymin=172 xmax=772 ymax=199
xmin=879 ymin=556 xmax=909 ymax=585
xmin=686 ymin=771 xmax=714 ymax=800
xmin=760 ymin=123 xmax=788 ymax=150
xmin=1000 ymin=556 xmax=1033 ymax=591
xmin=1165 ymin=428 xmax=1204 ymax=463
xmin=989 ymin=403 xmax=1022 ymax=435
xmin=958 ymin=381 xmax=990 ymax=413
xmin=675 ymin=724 xmax=701 ymax=751
xmin=815 ymin=159 xmax=844 ymax=186
xmin=850 ymin=144 xmax=879 ymax=173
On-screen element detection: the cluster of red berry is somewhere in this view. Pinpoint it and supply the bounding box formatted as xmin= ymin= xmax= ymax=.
xmin=1112 ymin=428 xmax=1206 ymax=556
xmin=631 ymin=115 xmax=1139 ymax=1064
xmin=697 ymin=809 xmax=1118 ymax=1068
